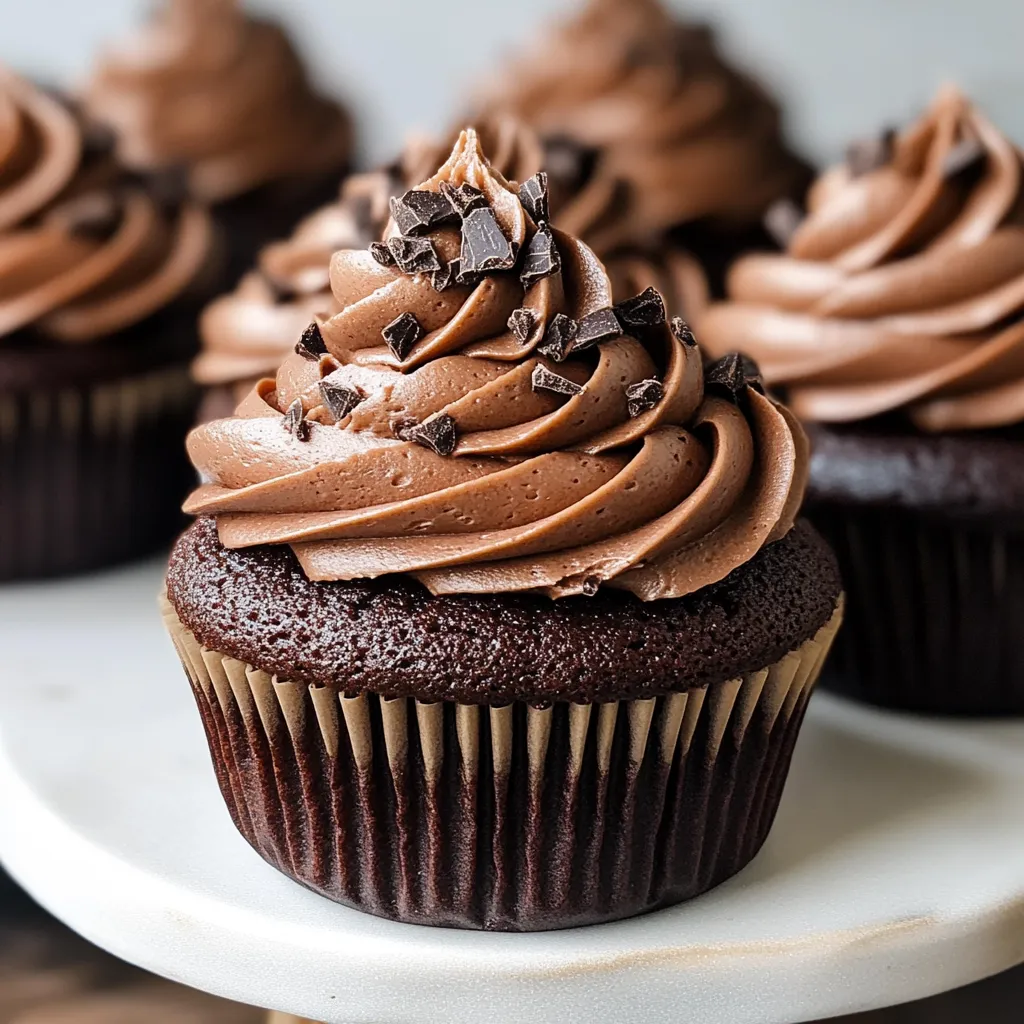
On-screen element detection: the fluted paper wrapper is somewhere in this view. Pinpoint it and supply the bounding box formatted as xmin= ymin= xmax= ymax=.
xmin=162 ymin=596 xmax=841 ymax=931
xmin=0 ymin=367 xmax=196 ymax=580
xmin=812 ymin=501 xmax=1024 ymax=715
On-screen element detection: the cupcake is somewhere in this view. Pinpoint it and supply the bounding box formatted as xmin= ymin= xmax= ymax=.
xmin=83 ymin=0 xmax=353 ymax=283
xmin=0 ymin=70 xmax=217 ymax=580
xmin=474 ymin=0 xmax=810 ymax=287
xmin=162 ymin=129 xmax=842 ymax=930
xmin=194 ymin=116 xmax=707 ymax=415
xmin=699 ymin=86 xmax=1024 ymax=715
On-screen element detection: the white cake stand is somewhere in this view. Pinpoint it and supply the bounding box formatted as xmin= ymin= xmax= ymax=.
xmin=0 ymin=559 xmax=1023 ymax=1024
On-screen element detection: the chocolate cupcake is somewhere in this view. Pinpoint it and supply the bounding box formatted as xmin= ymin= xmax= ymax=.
xmin=474 ymin=0 xmax=810 ymax=288
xmin=83 ymin=0 xmax=353 ymax=283
xmin=0 ymin=70 xmax=218 ymax=580
xmin=700 ymin=87 xmax=1024 ymax=714
xmin=193 ymin=116 xmax=707 ymax=414
xmin=163 ymin=130 xmax=842 ymax=930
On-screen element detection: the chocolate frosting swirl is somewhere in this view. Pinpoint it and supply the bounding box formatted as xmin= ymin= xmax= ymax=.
xmin=84 ymin=0 xmax=352 ymax=203
xmin=196 ymin=117 xmax=707 ymax=391
xmin=700 ymin=87 xmax=1024 ymax=432
xmin=475 ymin=0 xmax=808 ymax=248
xmin=183 ymin=130 xmax=805 ymax=600
xmin=0 ymin=69 xmax=213 ymax=344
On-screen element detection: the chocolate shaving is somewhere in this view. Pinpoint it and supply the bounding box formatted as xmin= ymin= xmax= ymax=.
xmin=625 ymin=378 xmax=664 ymax=417
xmin=537 ymin=314 xmax=578 ymax=362
xmin=670 ymin=317 xmax=697 ymax=347
xmin=460 ymin=206 xmax=516 ymax=274
xmin=295 ymin=321 xmax=328 ymax=360
xmin=387 ymin=235 xmax=443 ymax=275
xmin=283 ymin=399 xmax=311 ymax=441
xmin=430 ymin=259 xmax=460 ymax=292
xmin=581 ymin=576 xmax=601 ymax=597
xmin=390 ymin=190 xmax=457 ymax=236
xmin=532 ymin=363 xmax=584 ymax=397
xmin=763 ymin=198 xmax=805 ymax=248
xmin=408 ymin=413 xmax=458 ymax=456
xmin=846 ymin=128 xmax=896 ymax=177
xmin=943 ymin=136 xmax=987 ymax=179
xmin=369 ymin=241 xmax=396 ymax=268
xmin=319 ymin=375 xmax=365 ymax=421
xmin=518 ymin=172 xmax=550 ymax=224
xmin=705 ymin=352 xmax=764 ymax=403
xmin=614 ymin=287 xmax=666 ymax=330
xmin=520 ymin=225 xmax=562 ymax=288
xmin=508 ymin=307 xmax=539 ymax=344
xmin=391 ymin=416 xmax=419 ymax=441
xmin=381 ymin=312 xmax=424 ymax=360
xmin=571 ymin=307 xmax=624 ymax=353
xmin=440 ymin=180 xmax=488 ymax=219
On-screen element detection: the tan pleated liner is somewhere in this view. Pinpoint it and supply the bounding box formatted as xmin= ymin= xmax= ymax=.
xmin=162 ymin=594 xmax=842 ymax=932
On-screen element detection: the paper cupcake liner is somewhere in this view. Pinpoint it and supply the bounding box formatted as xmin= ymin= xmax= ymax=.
xmin=162 ymin=596 xmax=841 ymax=932
xmin=0 ymin=367 xmax=196 ymax=580
xmin=811 ymin=502 xmax=1024 ymax=715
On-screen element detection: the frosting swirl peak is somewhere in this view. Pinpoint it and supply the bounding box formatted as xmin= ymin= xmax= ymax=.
xmin=184 ymin=130 xmax=805 ymax=600
xmin=700 ymin=87 xmax=1024 ymax=432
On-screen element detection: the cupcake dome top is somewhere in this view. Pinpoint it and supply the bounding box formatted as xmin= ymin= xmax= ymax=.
xmin=184 ymin=130 xmax=807 ymax=601
xmin=700 ymin=87 xmax=1024 ymax=433
xmin=83 ymin=0 xmax=352 ymax=203
xmin=0 ymin=69 xmax=213 ymax=344
xmin=474 ymin=0 xmax=808 ymax=246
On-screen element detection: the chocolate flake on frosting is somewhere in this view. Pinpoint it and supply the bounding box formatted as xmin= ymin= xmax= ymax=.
xmin=670 ymin=317 xmax=697 ymax=347
xmin=532 ymin=363 xmax=584 ymax=397
xmin=614 ymin=288 xmax=666 ymax=330
xmin=319 ymin=375 xmax=365 ymax=422
xmin=846 ymin=129 xmax=896 ymax=177
xmin=520 ymin=225 xmax=561 ymax=288
xmin=440 ymin=180 xmax=488 ymax=218
xmin=461 ymin=207 xmax=517 ymax=274
xmin=537 ymin=313 xmax=578 ymax=362
xmin=390 ymin=190 xmax=457 ymax=236
xmin=387 ymin=236 xmax=443 ymax=275
xmin=508 ymin=307 xmax=539 ymax=343
xmin=625 ymin=378 xmax=664 ymax=417
xmin=295 ymin=322 xmax=328 ymax=360
xmin=381 ymin=312 xmax=424 ymax=360
xmin=705 ymin=353 xmax=764 ymax=403
xmin=763 ymin=198 xmax=805 ymax=248
xmin=283 ymin=399 xmax=311 ymax=441
xmin=407 ymin=413 xmax=458 ymax=456
xmin=430 ymin=259 xmax=460 ymax=292
xmin=370 ymin=241 xmax=397 ymax=268
xmin=581 ymin=576 xmax=601 ymax=597
xmin=518 ymin=172 xmax=550 ymax=224
xmin=571 ymin=308 xmax=623 ymax=353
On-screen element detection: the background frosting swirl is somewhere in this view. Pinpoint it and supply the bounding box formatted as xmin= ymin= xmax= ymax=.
xmin=83 ymin=0 xmax=352 ymax=203
xmin=0 ymin=69 xmax=213 ymax=344
xmin=185 ymin=130 xmax=804 ymax=601
xmin=700 ymin=87 xmax=1024 ymax=432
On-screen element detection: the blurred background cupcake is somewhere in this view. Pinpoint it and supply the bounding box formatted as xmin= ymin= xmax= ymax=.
xmin=699 ymin=86 xmax=1024 ymax=715
xmin=83 ymin=0 xmax=354 ymax=285
xmin=0 ymin=68 xmax=218 ymax=580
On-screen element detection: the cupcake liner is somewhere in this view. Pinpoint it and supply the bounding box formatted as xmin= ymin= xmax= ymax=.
xmin=162 ymin=596 xmax=841 ymax=931
xmin=0 ymin=367 xmax=196 ymax=580
xmin=811 ymin=502 xmax=1024 ymax=715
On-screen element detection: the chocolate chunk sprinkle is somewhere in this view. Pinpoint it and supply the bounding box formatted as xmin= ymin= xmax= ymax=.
xmin=670 ymin=317 xmax=697 ymax=347
xmin=283 ymin=398 xmax=311 ymax=441
xmin=387 ymin=235 xmax=443 ymax=275
xmin=390 ymin=189 xmax=456 ymax=236
xmin=391 ymin=416 xmax=419 ymax=441
xmin=571 ymin=307 xmax=624 ymax=353
xmin=532 ymin=363 xmax=584 ymax=397
xmin=508 ymin=307 xmax=539 ymax=344
xmin=846 ymin=128 xmax=896 ymax=177
xmin=581 ymin=576 xmax=601 ymax=597
xmin=430 ymin=259 xmax=459 ymax=292
xmin=381 ymin=312 xmax=424 ymax=360
xmin=763 ymin=198 xmax=805 ymax=248
xmin=520 ymin=225 xmax=562 ymax=288
xmin=408 ymin=413 xmax=458 ymax=456
xmin=705 ymin=352 xmax=764 ymax=403
xmin=460 ymin=206 xmax=516 ymax=275
xmin=943 ymin=136 xmax=987 ymax=179
xmin=319 ymin=375 xmax=365 ymax=421
xmin=625 ymin=378 xmax=664 ymax=417
xmin=295 ymin=321 xmax=328 ymax=360
xmin=440 ymin=180 xmax=488 ymax=218
xmin=537 ymin=314 xmax=578 ymax=362
xmin=614 ymin=287 xmax=666 ymax=330
xmin=369 ymin=241 xmax=397 ymax=268
xmin=518 ymin=172 xmax=550 ymax=224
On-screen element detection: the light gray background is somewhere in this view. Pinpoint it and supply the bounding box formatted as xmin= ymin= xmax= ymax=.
xmin=4 ymin=1 xmax=1022 ymax=168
